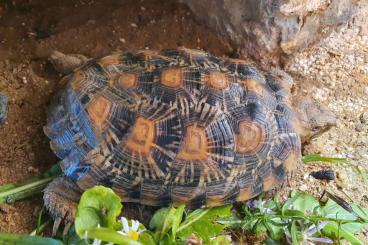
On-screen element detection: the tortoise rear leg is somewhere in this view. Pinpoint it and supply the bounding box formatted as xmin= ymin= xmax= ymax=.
xmin=43 ymin=177 xmax=82 ymax=236
xmin=50 ymin=51 xmax=89 ymax=74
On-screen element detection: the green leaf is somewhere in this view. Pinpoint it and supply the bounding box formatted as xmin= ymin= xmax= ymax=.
xmin=177 ymin=205 xmax=232 ymax=243
xmin=322 ymin=222 xmax=364 ymax=245
xmin=302 ymin=154 xmax=346 ymax=164
xmin=0 ymin=233 xmax=64 ymax=245
xmin=321 ymin=199 xmax=368 ymax=234
xmin=138 ymin=232 xmax=156 ymax=245
xmin=159 ymin=207 xmax=177 ymax=240
xmin=85 ymin=227 xmax=142 ymax=245
xmin=262 ymin=218 xmax=284 ymax=240
xmin=149 ymin=207 xmax=170 ymax=230
xmin=171 ymin=204 xmax=185 ymax=239
xmin=75 ymin=186 xmax=122 ymax=236
xmin=209 ymin=235 xmax=231 ymax=245
xmin=290 ymin=221 xmax=298 ymax=245
xmin=282 ymin=192 xmax=320 ymax=214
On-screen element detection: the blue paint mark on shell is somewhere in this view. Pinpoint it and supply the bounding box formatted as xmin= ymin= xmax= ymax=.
xmin=0 ymin=95 xmax=8 ymax=125
xmin=45 ymin=88 xmax=97 ymax=179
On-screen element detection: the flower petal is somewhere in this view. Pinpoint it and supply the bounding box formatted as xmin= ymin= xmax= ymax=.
xmin=132 ymin=220 xmax=140 ymax=231
xmin=121 ymin=217 xmax=130 ymax=234
xmin=92 ymin=239 xmax=102 ymax=245
xmin=307 ymin=237 xmax=334 ymax=244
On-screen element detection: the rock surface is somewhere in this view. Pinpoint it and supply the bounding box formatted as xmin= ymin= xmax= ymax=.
xmin=183 ymin=0 xmax=355 ymax=62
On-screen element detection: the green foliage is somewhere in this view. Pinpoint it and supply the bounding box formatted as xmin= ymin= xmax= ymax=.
xmin=148 ymin=204 xmax=231 ymax=244
xmin=75 ymin=185 xmax=123 ymax=236
xmin=0 ymin=233 xmax=64 ymax=245
xmin=1 ymin=172 xmax=367 ymax=245
xmin=219 ymin=192 xmax=368 ymax=244
xmin=302 ymin=154 xmax=347 ymax=164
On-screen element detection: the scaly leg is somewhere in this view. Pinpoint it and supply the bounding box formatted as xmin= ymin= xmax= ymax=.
xmin=43 ymin=177 xmax=82 ymax=236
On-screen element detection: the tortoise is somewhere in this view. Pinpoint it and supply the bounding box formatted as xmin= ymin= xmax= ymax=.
xmin=43 ymin=48 xmax=336 ymax=234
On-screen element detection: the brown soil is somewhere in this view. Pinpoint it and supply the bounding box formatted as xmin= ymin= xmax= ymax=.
xmin=0 ymin=0 xmax=234 ymax=233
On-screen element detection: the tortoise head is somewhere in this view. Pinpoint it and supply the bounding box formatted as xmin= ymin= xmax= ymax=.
xmin=293 ymin=97 xmax=337 ymax=143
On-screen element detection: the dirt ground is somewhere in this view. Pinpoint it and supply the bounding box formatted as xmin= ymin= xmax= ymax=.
xmin=0 ymin=0 xmax=367 ymax=241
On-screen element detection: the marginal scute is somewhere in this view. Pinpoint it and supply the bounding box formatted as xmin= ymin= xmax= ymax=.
xmin=235 ymin=120 xmax=265 ymax=154
xmin=98 ymin=54 xmax=120 ymax=67
xmin=236 ymin=187 xmax=254 ymax=202
xmin=70 ymin=70 xmax=85 ymax=91
xmin=262 ymin=173 xmax=277 ymax=191
xmin=161 ymin=68 xmax=182 ymax=88
xmin=177 ymin=125 xmax=208 ymax=161
xmin=283 ymin=150 xmax=299 ymax=172
xmin=87 ymin=96 xmax=112 ymax=131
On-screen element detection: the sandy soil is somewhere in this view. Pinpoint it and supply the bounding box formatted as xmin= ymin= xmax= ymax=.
xmin=0 ymin=0 xmax=367 ymax=242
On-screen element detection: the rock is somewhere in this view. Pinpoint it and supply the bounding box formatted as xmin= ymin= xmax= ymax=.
xmin=182 ymin=0 xmax=356 ymax=62
xmin=0 ymin=94 xmax=8 ymax=125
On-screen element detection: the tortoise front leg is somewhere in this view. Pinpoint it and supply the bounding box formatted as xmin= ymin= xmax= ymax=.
xmin=43 ymin=177 xmax=82 ymax=236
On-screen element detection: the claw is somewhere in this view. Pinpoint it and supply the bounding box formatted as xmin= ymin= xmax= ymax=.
xmin=52 ymin=217 xmax=62 ymax=236
xmin=63 ymin=221 xmax=73 ymax=238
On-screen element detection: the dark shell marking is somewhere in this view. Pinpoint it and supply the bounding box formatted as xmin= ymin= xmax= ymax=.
xmin=45 ymin=48 xmax=301 ymax=207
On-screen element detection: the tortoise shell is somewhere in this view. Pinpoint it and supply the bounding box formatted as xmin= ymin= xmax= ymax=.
xmin=45 ymin=48 xmax=301 ymax=207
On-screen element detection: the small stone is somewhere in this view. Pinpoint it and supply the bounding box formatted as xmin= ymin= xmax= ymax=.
xmin=335 ymin=170 xmax=348 ymax=189
xmin=119 ymin=38 xmax=126 ymax=43
xmin=355 ymin=124 xmax=364 ymax=132
xmin=360 ymin=112 xmax=368 ymax=124
xmin=22 ymin=76 xmax=27 ymax=84
xmin=0 ymin=95 xmax=8 ymax=125
xmin=130 ymin=23 xmax=138 ymax=28
xmin=299 ymin=184 xmax=308 ymax=191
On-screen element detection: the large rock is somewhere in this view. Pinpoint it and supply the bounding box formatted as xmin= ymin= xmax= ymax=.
xmin=183 ymin=0 xmax=355 ymax=61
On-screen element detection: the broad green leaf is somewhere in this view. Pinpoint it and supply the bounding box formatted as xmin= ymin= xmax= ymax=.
xmin=75 ymin=186 xmax=122 ymax=236
xmin=322 ymin=222 xmax=364 ymax=245
xmin=321 ymin=199 xmax=368 ymax=234
xmin=177 ymin=205 xmax=232 ymax=243
xmin=302 ymin=154 xmax=346 ymax=164
xmin=0 ymin=233 xmax=63 ymax=245
xmin=283 ymin=192 xmax=320 ymax=214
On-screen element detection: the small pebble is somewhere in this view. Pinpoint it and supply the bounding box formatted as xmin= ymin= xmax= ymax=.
xmin=310 ymin=169 xmax=335 ymax=180
xmin=0 ymin=95 xmax=8 ymax=125
xmin=336 ymin=170 xmax=348 ymax=189
xmin=299 ymin=184 xmax=308 ymax=191
xmin=130 ymin=23 xmax=138 ymax=28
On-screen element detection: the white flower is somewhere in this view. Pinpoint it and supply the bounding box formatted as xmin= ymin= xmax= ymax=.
xmin=117 ymin=217 xmax=146 ymax=241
